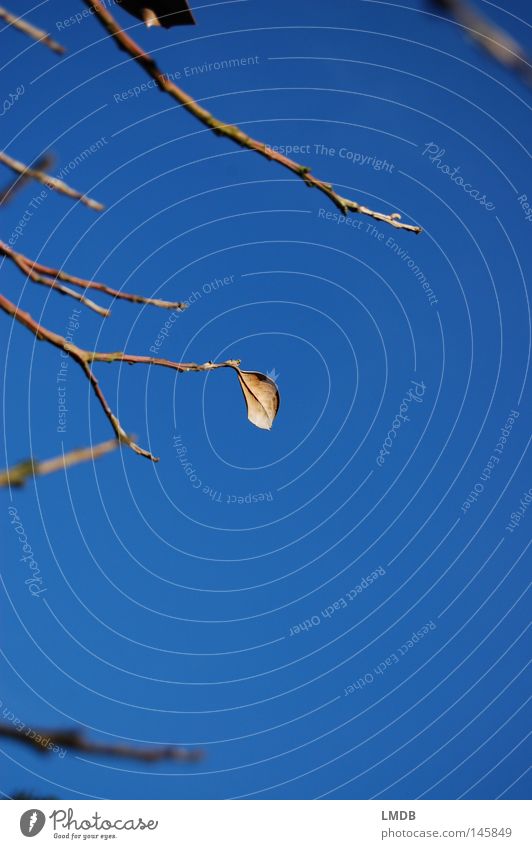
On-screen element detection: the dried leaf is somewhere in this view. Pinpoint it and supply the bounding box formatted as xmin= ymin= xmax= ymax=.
xmin=233 ymin=368 xmax=280 ymax=430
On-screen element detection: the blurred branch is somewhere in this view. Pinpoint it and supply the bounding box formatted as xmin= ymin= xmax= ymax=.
xmin=84 ymin=0 xmax=421 ymax=233
xmin=0 ymin=154 xmax=55 ymax=206
xmin=0 ymin=5 xmax=65 ymax=54
xmin=0 ymin=724 xmax=203 ymax=763
xmin=430 ymin=0 xmax=532 ymax=85
xmin=0 ymin=292 xmax=240 ymax=462
xmin=0 ymin=439 xmax=119 ymax=488
xmin=6 ymin=792 xmax=58 ymax=800
xmin=0 ymin=151 xmax=104 ymax=211
xmin=0 ymin=241 xmax=188 ymax=315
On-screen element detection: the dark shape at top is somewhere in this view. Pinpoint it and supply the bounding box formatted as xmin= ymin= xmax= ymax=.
xmin=117 ymin=1 xmax=195 ymax=27
xmin=429 ymin=0 xmax=532 ymax=84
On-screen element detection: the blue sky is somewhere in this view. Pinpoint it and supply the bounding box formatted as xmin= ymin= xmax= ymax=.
xmin=0 ymin=0 xmax=530 ymax=799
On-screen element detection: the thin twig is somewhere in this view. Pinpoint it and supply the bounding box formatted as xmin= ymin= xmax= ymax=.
xmin=0 ymin=292 xmax=239 ymax=461
xmin=27 ymin=258 xmax=189 ymax=311
xmin=0 ymin=151 xmax=104 ymax=211
xmin=0 ymin=5 xmax=65 ymax=54
xmin=0 ymin=724 xmax=203 ymax=763
xmin=1 ymin=242 xmax=109 ymax=316
xmin=0 ymin=439 xmax=119 ymax=487
xmin=0 ymin=241 xmax=188 ymax=315
xmin=84 ymin=0 xmax=421 ymax=233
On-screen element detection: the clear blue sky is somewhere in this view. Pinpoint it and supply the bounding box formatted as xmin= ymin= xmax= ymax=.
xmin=1 ymin=0 xmax=530 ymax=799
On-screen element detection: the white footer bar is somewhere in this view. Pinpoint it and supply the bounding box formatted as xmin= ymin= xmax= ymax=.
xmin=3 ymin=799 xmax=530 ymax=848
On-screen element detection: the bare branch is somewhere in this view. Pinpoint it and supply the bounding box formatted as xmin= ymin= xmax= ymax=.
xmin=0 ymin=724 xmax=203 ymax=763
xmin=84 ymin=0 xmax=421 ymax=233
xmin=0 ymin=5 xmax=65 ymax=54
xmin=0 ymin=241 xmax=188 ymax=315
xmin=0 ymin=439 xmax=119 ymax=488
xmin=0 ymin=151 xmax=104 ymax=212
xmin=27 ymin=259 xmax=189 ymax=311
xmin=0 ymin=292 xmax=240 ymax=462
xmin=1 ymin=241 xmax=110 ymax=317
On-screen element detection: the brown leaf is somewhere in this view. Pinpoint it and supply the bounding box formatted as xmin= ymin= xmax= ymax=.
xmin=233 ymin=368 xmax=280 ymax=431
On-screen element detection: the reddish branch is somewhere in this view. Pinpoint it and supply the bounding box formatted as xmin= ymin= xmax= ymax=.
xmin=0 ymin=241 xmax=188 ymax=316
xmin=0 ymin=5 xmax=65 ymax=54
xmin=1 ymin=241 xmax=110 ymax=317
xmin=84 ymin=0 xmax=421 ymax=233
xmin=0 ymin=292 xmax=239 ymax=462
xmin=0 ymin=439 xmax=119 ymax=488
xmin=0 ymin=724 xmax=203 ymax=763
xmin=0 ymin=151 xmax=103 ymax=212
